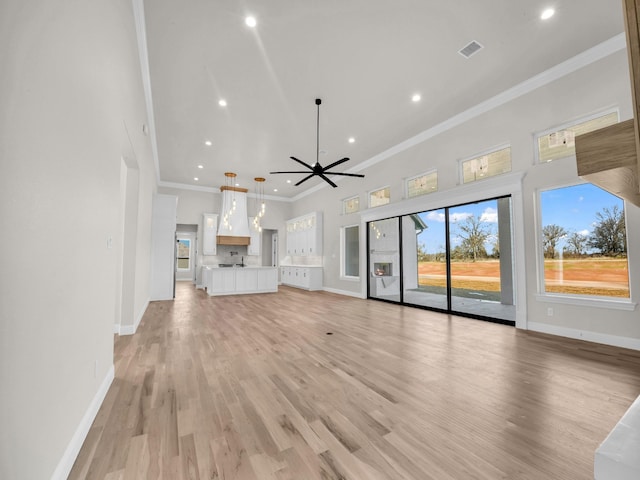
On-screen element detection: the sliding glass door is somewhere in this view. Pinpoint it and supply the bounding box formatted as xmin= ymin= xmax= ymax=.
xmin=368 ymin=196 xmax=515 ymax=324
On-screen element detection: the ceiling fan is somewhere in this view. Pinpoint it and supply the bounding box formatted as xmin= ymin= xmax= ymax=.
xmin=270 ymin=99 xmax=365 ymax=188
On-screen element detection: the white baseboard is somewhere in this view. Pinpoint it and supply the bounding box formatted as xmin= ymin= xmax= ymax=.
xmin=50 ymin=364 xmax=115 ymax=480
xmin=323 ymin=286 xmax=366 ymax=299
xmin=528 ymin=322 xmax=640 ymax=351
xmin=113 ymin=323 xmax=120 ymax=335
xmin=119 ymin=298 xmax=149 ymax=336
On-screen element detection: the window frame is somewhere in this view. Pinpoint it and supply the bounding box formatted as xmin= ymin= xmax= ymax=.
xmin=405 ymin=169 xmax=438 ymax=199
xmin=176 ymin=237 xmax=192 ymax=270
xmin=458 ymin=144 xmax=511 ymax=185
xmin=534 ymin=180 xmax=635 ymax=309
xmin=340 ymin=224 xmax=360 ymax=280
xmin=368 ymin=185 xmax=391 ymax=208
xmin=533 ymin=107 xmax=620 ymax=164
xmin=342 ymin=195 xmax=360 ymax=215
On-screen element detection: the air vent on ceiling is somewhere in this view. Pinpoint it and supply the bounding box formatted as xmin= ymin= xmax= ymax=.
xmin=458 ymin=40 xmax=484 ymax=58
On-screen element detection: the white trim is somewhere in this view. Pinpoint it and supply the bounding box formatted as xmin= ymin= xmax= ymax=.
xmin=119 ymin=298 xmax=149 ymax=336
xmin=291 ymin=33 xmax=626 ymax=202
xmin=131 ymin=0 xmax=160 ymax=185
xmin=114 ymin=323 xmax=120 ymax=334
xmin=50 ymin=365 xmax=115 ymax=480
xmin=323 ymin=286 xmax=366 ymax=299
xmin=528 ymin=322 xmax=640 ymax=351
xmin=532 ymin=106 xmax=621 ymax=164
xmin=534 ymin=293 xmax=637 ymax=311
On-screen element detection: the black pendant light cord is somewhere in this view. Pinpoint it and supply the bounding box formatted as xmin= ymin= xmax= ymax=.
xmin=315 ymin=98 xmax=321 ymax=166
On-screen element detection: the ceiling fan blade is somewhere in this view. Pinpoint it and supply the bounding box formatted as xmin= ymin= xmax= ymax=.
xmin=295 ymin=174 xmax=316 ymax=186
xmin=319 ymin=173 xmax=338 ymax=188
xmin=270 ymin=170 xmax=312 ymax=174
xmin=323 ymin=172 xmax=365 ymax=178
xmin=290 ymin=156 xmax=314 ymax=171
xmin=322 ymin=157 xmax=350 ymax=171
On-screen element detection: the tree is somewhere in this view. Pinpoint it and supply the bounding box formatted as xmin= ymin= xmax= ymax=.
xmin=455 ymin=215 xmax=492 ymax=261
xmin=542 ymin=224 xmax=567 ymax=259
xmin=588 ymin=205 xmax=626 ymax=256
xmin=417 ymin=242 xmax=429 ymax=262
xmin=565 ymin=231 xmax=588 ymax=257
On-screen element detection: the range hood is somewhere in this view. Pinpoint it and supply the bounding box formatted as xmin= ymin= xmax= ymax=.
xmin=217 ymin=185 xmax=251 ymax=245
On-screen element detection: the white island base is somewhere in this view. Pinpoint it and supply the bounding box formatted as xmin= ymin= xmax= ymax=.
xmin=203 ymin=266 xmax=278 ymax=296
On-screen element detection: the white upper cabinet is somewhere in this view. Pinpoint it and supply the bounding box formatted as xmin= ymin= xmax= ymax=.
xmin=285 ymin=211 xmax=323 ymax=257
xmin=202 ymin=213 xmax=218 ymax=256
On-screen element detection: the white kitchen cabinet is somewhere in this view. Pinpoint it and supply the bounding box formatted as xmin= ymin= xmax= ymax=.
xmin=280 ymin=266 xmax=322 ymax=291
xmin=202 ymin=213 xmax=218 ymax=256
xmin=204 ymin=266 xmax=278 ymax=296
xmin=285 ymin=211 xmax=323 ymax=257
xmin=210 ymin=268 xmax=235 ymax=294
xmin=236 ymin=268 xmax=259 ymax=292
xmin=248 ymin=217 xmax=261 ymax=256
xmin=257 ymin=268 xmax=277 ymax=291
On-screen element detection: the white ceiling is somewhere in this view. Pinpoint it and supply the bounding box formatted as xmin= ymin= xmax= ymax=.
xmin=143 ymin=0 xmax=625 ymax=199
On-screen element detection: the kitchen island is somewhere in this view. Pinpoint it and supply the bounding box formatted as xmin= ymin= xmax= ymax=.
xmin=203 ymin=265 xmax=278 ymax=296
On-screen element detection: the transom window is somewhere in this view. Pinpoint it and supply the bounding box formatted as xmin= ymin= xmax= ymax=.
xmin=369 ymin=186 xmax=390 ymax=208
xmin=536 ymin=110 xmax=619 ymax=163
xmin=342 ymin=195 xmax=360 ymax=214
xmin=406 ymin=170 xmax=438 ymax=198
xmin=461 ymin=146 xmax=511 ymax=184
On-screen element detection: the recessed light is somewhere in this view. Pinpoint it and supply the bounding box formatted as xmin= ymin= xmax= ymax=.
xmin=245 ymin=16 xmax=257 ymax=27
xmin=286 ymin=179 xmax=292 ymax=184
xmin=412 ymin=94 xmax=421 ymax=102
xmin=218 ymin=99 xmax=227 ymax=107
xmin=348 ymin=137 xmax=355 ymax=144
xmin=198 ymin=165 xmax=204 ymax=169
xmin=235 ymin=183 xmax=240 ymax=187
xmin=205 ymin=140 xmax=212 ymax=146
xmin=194 ymin=177 xmax=199 ymax=181
xmin=541 ymin=8 xmax=555 ymax=20
xmin=273 ymin=188 xmax=278 ymax=192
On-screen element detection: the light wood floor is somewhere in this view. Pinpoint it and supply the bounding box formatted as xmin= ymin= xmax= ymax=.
xmin=69 ymin=283 xmax=640 ymax=479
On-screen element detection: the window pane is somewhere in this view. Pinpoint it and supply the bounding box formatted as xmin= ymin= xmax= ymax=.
xmin=368 ymin=218 xmax=400 ymax=301
xmin=177 ymin=239 xmax=191 ymax=270
xmin=344 ymin=226 xmax=359 ymax=277
xmin=448 ymin=198 xmax=515 ymax=322
xmin=343 ymin=196 xmax=360 ymax=214
xmin=462 ymin=147 xmax=511 ymax=184
xmin=402 ymin=209 xmax=448 ymax=310
xmin=540 ymin=184 xmax=629 ymax=298
xmin=537 ymin=112 xmax=618 ymax=163
xmin=369 ymin=187 xmax=390 ymax=207
xmin=407 ymin=171 xmax=438 ymax=198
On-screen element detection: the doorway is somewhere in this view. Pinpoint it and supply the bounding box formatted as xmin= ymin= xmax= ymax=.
xmin=176 ymin=225 xmax=197 ymax=282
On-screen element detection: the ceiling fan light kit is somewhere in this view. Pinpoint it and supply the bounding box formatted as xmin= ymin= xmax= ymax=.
xmin=270 ymin=99 xmax=365 ymax=188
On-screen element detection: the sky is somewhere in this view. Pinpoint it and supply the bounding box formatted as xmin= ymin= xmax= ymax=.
xmin=415 ymin=183 xmax=623 ymax=254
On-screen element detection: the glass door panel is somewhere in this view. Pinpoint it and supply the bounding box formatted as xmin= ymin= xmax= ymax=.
xmin=368 ymin=218 xmax=401 ymax=302
xmin=448 ymin=198 xmax=514 ymax=322
xmin=402 ymin=210 xmax=448 ymax=310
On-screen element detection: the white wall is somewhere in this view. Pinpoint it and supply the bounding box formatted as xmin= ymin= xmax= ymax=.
xmin=292 ymin=48 xmax=640 ymax=347
xmin=0 ymin=0 xmax=156 ymax=478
